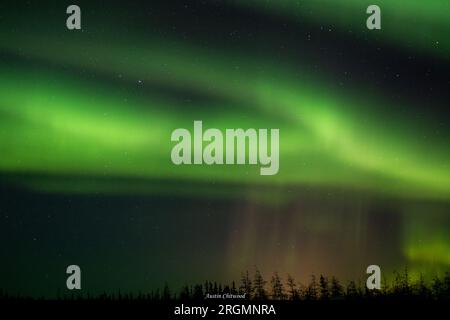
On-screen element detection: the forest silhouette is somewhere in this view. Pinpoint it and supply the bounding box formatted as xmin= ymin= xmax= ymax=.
xmin=1 ymin=267 xmax=449 ymax=302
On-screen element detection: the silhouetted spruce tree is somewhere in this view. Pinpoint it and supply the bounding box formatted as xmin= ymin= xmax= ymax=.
xmin=415 ymin=273 xmax=430 ymax=298
xmin=231 ymin=281 xmax=237 ymax=294
xmin=346 ymin=280 xmax=358 ymax=299
xmin=330 ymin=276 xmax=343 ymax=300
xmin=162 ymin=283 xmax=171 ymax=300
xmin=270 ymin=272 xmax=285 ymax=300
xmin=356 ymin=280 xmax=364 ymax=297
xmin=319 ymin=275 xmax=330 ymax=300
xmin=444 ymin=272 xmax=450 ymax=299
xmin=239 ymin=271 xmax=253 ymax=298
xmin=305 ymin=275 xmax=318 ymax=300
xmin=179 ymin=285 xmax=190 ymax=300
xmin=402 ymin=267 xmax=411 ymax=295
xmin=393 ymin=267 xmax=411 ymax=297
xmin=208 ymin=281 xmax=213 ymax=294
xmin=296 ymin=281 xmax=307 ymax=300
xmin=286 ymin=274 xmax=300 ymax=300
xmin=381 ymin=275 xmax=389 ymax=297
xmin=431 ymin=276 xmax=445 ymax=299
xmin=441 ymin=272 xmax=450 ymax=300
xmin=193 ymin=284 xmax=203 ymax=300
xmin=253 ymin=268 xmax=268 ymax=300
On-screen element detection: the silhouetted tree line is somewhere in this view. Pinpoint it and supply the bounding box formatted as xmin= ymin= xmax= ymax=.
xmin=1 ymin=268 xmax=449 ymax=301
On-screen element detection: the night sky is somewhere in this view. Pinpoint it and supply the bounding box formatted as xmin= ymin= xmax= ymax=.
xmin=0 ymin=0 xmax=449 ymax=297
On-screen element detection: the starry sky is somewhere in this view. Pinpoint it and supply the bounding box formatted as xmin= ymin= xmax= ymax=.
xmin=0 ymin=0 xmax=449 ymax=297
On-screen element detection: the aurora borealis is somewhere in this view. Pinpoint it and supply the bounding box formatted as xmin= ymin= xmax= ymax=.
xmin=0 ymin=1 xmax=449 ymax=297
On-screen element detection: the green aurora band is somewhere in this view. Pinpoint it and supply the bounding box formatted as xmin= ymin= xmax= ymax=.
xmin=0 ymin=34 xmax=448 ymax=199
